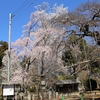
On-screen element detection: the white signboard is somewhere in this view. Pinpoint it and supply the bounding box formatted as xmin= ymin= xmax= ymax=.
xmin=3 ymin=85 xmax=14 ymax=96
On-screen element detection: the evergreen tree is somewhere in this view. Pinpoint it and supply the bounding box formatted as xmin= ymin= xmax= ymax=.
xmin=0 ymin=41 xmax=8 ymax=68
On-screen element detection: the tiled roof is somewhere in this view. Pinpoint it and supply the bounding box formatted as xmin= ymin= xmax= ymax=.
xmin=55 ymin=79 xmax=81 ymax=85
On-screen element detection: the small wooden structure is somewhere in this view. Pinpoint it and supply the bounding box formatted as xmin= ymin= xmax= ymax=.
xmin=53 ymin=79 xmax=81 ymax=93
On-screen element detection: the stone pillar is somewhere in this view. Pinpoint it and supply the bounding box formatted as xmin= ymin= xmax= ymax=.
xmin=15 ymin=92 xmax=18 ymax=100
xmin=56 ymin=92 xmax=58 ymax=97
xmin=32 ymin=94 xmax=35 ymax=100
xmin=27 ymin=91 xmax=31 ymax=100
xmin=24 ymin=96 xmax=28 ymax=100
xmin=48 ymin=91 xmax=52 ymax=99
xmin=4 ymin=98 xmax=6 ymax=100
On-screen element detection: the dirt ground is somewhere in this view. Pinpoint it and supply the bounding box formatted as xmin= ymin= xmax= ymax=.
xmin=54 ymin=91 xmax=100 ymax=100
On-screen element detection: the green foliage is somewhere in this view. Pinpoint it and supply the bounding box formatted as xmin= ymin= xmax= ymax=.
xmin=52 ymin=72 xmax=67 ymax=80
xmin=27 ymin=85 xmax=36 ymax=93
xmin=62 ymin=33 xmax=89 ymax=69
xmin=57 ymin=74 xmax=67 ymax=80
xmin=62 ymin=50 xmax=75 ymax=66
xmin=90 ymin=61 xmax=100 ymax=73
xmin=0 ymin=41 xmax=8 ymax=67
xmin=90 ymin=61 xmax=100 ymax=68
xmin=68 ymin=33 xmax=79 ymax=43
xmin=66 ymin=75 xmax=74 ymax=80
xmin=78 ymin=39 xmax=87 ymax=60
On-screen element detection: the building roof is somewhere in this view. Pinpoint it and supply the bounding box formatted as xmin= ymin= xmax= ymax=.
xmin=55 ymin=79 xmax=81 ymax=85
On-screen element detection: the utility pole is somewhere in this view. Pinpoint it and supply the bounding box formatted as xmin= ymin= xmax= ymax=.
xmin=8 ymin=13 xmax=12 ymax=83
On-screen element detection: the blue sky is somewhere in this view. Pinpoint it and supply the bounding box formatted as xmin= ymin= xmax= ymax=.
xmin=0 ymin=0 xmax=88 ymax=42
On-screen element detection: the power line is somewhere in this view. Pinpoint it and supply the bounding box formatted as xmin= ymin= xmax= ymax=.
xmin=13 ymin=2 xmax=34 ymax=22
xmin=13 ymin=0 xmax=30 ymax=14
xmin=12 ymin=0 xmax=32 ymax=17
xmin=12 ymin=0 xmax=35 ymax=22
